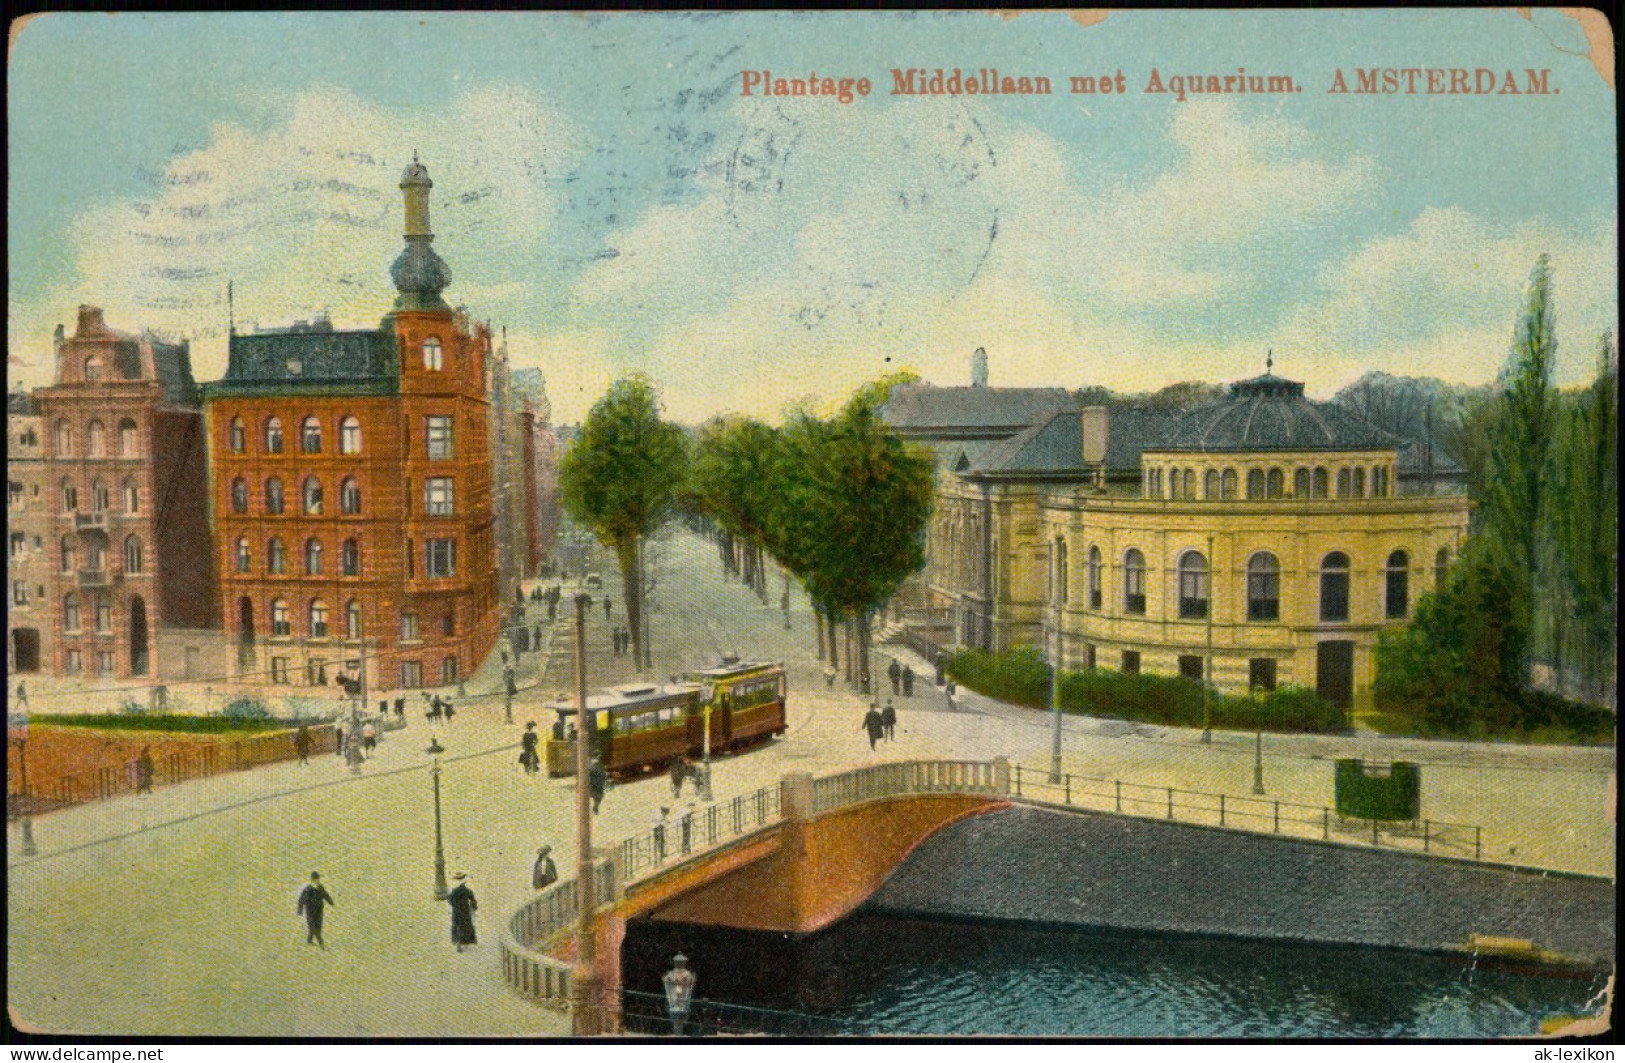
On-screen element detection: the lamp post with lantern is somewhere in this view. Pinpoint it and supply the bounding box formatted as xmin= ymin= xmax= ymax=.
xmin=427 ymin=735 xmax=448 ymax=899
xmin=662 ymin=953 xmax=697 ymax=1035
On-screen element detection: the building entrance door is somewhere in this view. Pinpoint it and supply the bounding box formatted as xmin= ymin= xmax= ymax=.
xmin=12 ymin=628 xmax=40 ymax=672
xmin=130 ymin=597 xmax=150 ymax=675
xmin=1316 ymin=640 xmax=1355 ymax=709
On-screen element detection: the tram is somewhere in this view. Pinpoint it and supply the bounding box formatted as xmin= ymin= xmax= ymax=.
xmin=543 ymin=656 xmax=787 ymax=779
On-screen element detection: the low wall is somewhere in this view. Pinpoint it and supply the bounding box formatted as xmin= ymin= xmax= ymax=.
xmin=868 ymin=804 xmax=1615 ymax=963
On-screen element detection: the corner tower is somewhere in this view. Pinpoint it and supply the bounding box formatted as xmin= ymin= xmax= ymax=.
xmin=390 ymin=155 xmax=452 ymax=313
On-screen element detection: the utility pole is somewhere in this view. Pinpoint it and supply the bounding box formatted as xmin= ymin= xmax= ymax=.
xmin=571 ymin=594 xmax=601 ymax=1036
xmin=1202 ymin=534 xmax=1214 ymax=744
xmin=1049 ymin=607 xmax=1063 ymax=784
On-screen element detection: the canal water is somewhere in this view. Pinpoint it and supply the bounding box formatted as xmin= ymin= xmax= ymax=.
xmin=621 ymin=912 xmax=1609 ymax=1037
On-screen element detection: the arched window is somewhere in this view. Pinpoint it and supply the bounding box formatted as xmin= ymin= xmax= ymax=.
xmin=1266 ymin=468 xmax=1284 ymax=499
xmin=91 ymin=479 xmax=109 ymax=513
xmin=1294 ymin=468 xmax=1311 ymax=498
xmin=1204 ymin=469 xmax=1220 ymax=500
xmin=1373 ymin=466 xmax=1389 ymax=498
xmin=340 ymin=477 xmax=361 ymax=515
xmin=1184 ymin=469 xmax=1196 ymax=500
xmin=305 ymin=538 xmax=323 ymax=576
xmin=86 ymin=539 xmax=104 ymax=571
xmin=60 ymin=478 xmax=78 ymax=512
xmin=63 ymin=593 xmax=81 ymax=631
xmin=83 ymin=357 xmax=102 ymax=382
xmin=302 ymin=476 xmax=323 ymax=515
xmin=1320 ymin=552 xmax=1351 ymax=622
xmin=1246 ymin=469 xmax=1265 ymax=500
xmin=346 ymin=600 xmax=363 ymax=639
xmin=118 ymin=419 xmax=138 ymax=456
xmin=87 ymin=420 xmax=106 ymax=457
xmin=1088 ymin=546 xmax=1102 ymax=610
xmin=55 ymin=421 xmax=73 ymax=457
xmin=265 ymin=477 xmax=285 ymax=515
xmin=264 ymin=417 xmax=284 ymax=454
xmin=229 ymin=417 xmax=246 ymax=454
xmin=1053 ymin=538 xmax=1069 ymax=604
xmin=271 ymin=598 xmax=290 ymax=637
xmin=1336 ymin=468 xmax=1352 ymax=498
xmin=235 ymin=537 xmax=251 ymax=573
xmin=95 ymin=594 xmax=112 ymax=632
xmin=1313 ymin=467 xmax=1329 ymax=499
xmin=1221 ymin=469 xmax=1238 ymax=500
xmin=122 ymin=478 xmax=139 ymax=514
xmin=267 ymin=537 xmax=287 ymax=575
xmin=1150 ymin=468 xmax=1163 ymax=498
xmin=340 ymin=417 xmax=362 ymax=455
xmin=60 ymin=536 xmax=76 ymax=573
xmin=341 ymin=538 xmax=360 ymax=576
xmin=1435 ymin=547 xmax=1450 ymax=590
xmin=123 ymin=536 xmax=143 ymax=574
xmin=1247 ymin=552 xmax=1280 ymax=621
xmin=301 ymin=417 xmax=322 ymax=454
xmin=422 ymin=337 xmax=443 ymax=371
xmin=1167 ymin=469 xmax=1182 ymax=500
xmin=231 ymin=478 xmax=249 ymax=514
xmin=1123 ymin=549 xmax=1147 ymax=615
xmin=309 ymin=600 xmax=329 ymax=639
xmin=1385 ymin=550 xmax=1409 ymax=619
xmin=1353 ymin=467 xmax=1366 ymax=497
xmin=1178 ymin=551 xmax=1209 ymax=619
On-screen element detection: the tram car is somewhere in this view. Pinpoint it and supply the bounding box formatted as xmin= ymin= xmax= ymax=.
xmin=682 ymin=656 xmax=788 ymax=754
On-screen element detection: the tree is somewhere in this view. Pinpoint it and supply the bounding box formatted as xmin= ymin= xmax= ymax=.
xmin=686 ymin=416 xmax=786 ymax=601
xmin=559 ymin=376 xmax=689 ymax=670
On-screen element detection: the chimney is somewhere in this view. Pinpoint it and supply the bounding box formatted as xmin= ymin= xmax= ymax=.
xmin=77 ymin=305 xmax=105 ymax=336
xmin=1081 ymin=405 xmax=1109 ymax=466
xmin=970 ymin=347 xmax=988 ymax=388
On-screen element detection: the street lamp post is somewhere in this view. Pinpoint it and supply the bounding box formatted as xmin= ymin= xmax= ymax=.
xmin=1252 ymin=729 xmax=1266 ymax=794
xmin=1048 ymin=612 xmax=1063 ymax=785
xmin=1202 ymin=534 xmax=1215 ymax=744
xmin=699 ymin=701 xmax=714 ymax=802
xmin=662 ymin=953 xmax=697 ymax=1036
xmin=571 ymin=593 xmax=602 ymax=1036
xmin=427 ymin=736 xmax=448 ymax=899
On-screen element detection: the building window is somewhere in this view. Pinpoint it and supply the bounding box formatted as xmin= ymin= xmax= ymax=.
xmin=7 ymin=481 xmax=21 ymax=508
xmin=124 ymin=536 xmax=143 ymax=574
xmin=84 ymin=357 xmax=102 ymax=382
xmin=271 ymin=599 xmax=290 ymax=637
xmin=87 ymin=539 xmax=105 ymax=571
xmin=401 ymin=660 xmax=424 ymax=688
xmin=1088 ymin=546 xmax=1102 ymax=610
xmin=341 ymin=538 xmax=360 ymax=576
xmin=400 ymin=613 xmax=420 ymax=642
xmin=265 ymin=477 xmax=285 ymax=515
xmin=442 ymin=656 xmax=459 ymax=684
xmin=60 ymin=537 xmax=76 ymax=573
xmin=235 ymin=538 xmax=251 ymax=573
xmin=87 ymin=420 xmax=106 ymax=457
xmin=1246 ymin=469 xmax=1265 ymax=501
xmin=8 ymin=532 xmax=24 ymax=560
xmin=1373 ymin=466 xmax=1389 ymax=498
xmin=1053 ymin=537 xmax=1068 ymax=604
xmin=425 ymin=538 xmax=456 ymax=579
xmin=55 ymin=421 xmax=73 ymax=458
xmin=1353 ymin=467 xmax=1366 ymax=497
xmin=232 ymin=478 xmax=249 ymax=514
xmin=122 ymin=478 xmax=139 ymax=514
xmin=94 ymin=595 xmax=112 ymax=632
xmin=1184 ymin=469 xmax=1196 ymax=500
xmin=301 ymin=417 xmax=323 ymax=454
xmin=426 ymin=416 xmax=454 ymax=459
xmin=1178 ymin=552 xmax=1209 ymax=620
xmin=425 ymin=477 xmax=454 ymax=516
xmin=1204 ymin=469 xmax=1220 ymax=500
xmin=1178 ymin=655 xmax=1204 ymax=683
xmin=1121 ymin=650 xmax=1140 ymax=675
xmin=310 ymin=600 xmax=329 ymax=639
xmin=1249 ymin=658 xmax=1278 ymax=693
xmin=1123 ymin=549 xmax=1146 ymax=615
xmin=61 ymin=478 xmax=78 ymax=512
xmin=265 ymin=417 xmax=284 ymax=454
xmin=1294 ymin=468 xmax=1310 ymax=498
xmin=1221 ymin=469 xmax=1238 ymax=500
xmin=63 ymin=593 xmax=81 ymax=631
xmin=340 ymin=478 xmax=362 ymax=515
xmin=118 ymin=419 xmax=138 ymax=457
xmin=268 ymin=537 xmax=287 ymax=575
xmin=13 ymin=580 xmax=28 ymax=606
xmin=305 ymin=538 xmax=323 ymax=576
xmin=442 ymin=613 xmax=456 ymax=636
xmin=340 ymin=416 xmax=362 ymax=455
xmin=1320 ymin=552 xmax=1351 ymax=623
xmin=305 ymin=659 xmax=327 ymax=687
xmin=302 ymin=477 xmax=323 ymax=515
xmin=230 ymin=417 xmax=246 ymax=454
xmin=346 ymin=600 xmax=363 ymax=639
xmin=1247 ymin=552 xmax=1280 ymax=622
xmin=422 ymin=337 xmax=443 ymax=371
xmin=1435 ymin=547 xmax=1451 ymax=590
xmin=271 ymin=657 xmax=291 ymax=684
xmin=64 ymin=649 xmax=83 ymax=674
xmin=1336 ymin=468 xmax=1351 ymax=498
xmin=92 ymin=479 xmax=109 ymax=513
xmin=1313 ymin=467 xmax=1329 ymax=498
xmin=1385 ymin=550 xmax=1410 ymax=619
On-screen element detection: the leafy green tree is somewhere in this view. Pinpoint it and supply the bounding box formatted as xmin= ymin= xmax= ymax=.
xmin=559 ymin=376 xmax=689 ymax=670
xmin=687 ymin=416 xmax=787 ymax=601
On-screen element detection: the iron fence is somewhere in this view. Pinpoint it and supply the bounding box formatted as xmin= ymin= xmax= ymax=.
xmin=619 ymin=989 xmax=868 ymax=1037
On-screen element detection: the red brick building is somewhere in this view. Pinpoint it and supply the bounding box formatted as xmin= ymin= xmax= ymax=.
xmin=202 ymin=159 xmax=500 ymax=695
xmin=33 ymin=306 xmax=218 ymax=679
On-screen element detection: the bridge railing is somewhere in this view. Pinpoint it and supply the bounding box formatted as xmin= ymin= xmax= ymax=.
xmin=1009 ymin=763 xmax=1486 ymax=862
xmin=614 ymin=782 xmax=783 ymax=882
xmin=500 ymin=855 xmax=615 ymax=1011
xmin=811 ymin=759 xmax=1000 ymax=814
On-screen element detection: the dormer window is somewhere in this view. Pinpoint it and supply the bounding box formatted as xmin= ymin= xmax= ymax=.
xmin=422 ymin=337 xmax=443 ymax=371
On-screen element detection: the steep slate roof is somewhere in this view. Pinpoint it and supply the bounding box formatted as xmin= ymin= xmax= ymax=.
xmin=882 ymin=384 xmax=1075 ymax=437
xmin=963 ymin=405 xmax=1186 ymax=479
xmin=205 ymin=325 xmax=399 ymax=398
xmin=1155 ymin=372 xmax=1405 ymax=453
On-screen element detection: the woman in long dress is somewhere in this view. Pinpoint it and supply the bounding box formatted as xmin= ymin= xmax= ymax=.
xmin=447 ymin=873 xmax=478 ymax=951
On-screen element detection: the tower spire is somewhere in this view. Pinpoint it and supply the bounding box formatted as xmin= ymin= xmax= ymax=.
xmin=391 ymin=156 xmax=451 ymax=311
xmin=1266 ymin=348 xmax=1273 ymax=374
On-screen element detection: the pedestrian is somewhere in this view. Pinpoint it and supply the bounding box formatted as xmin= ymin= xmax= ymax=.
xmin=533 ymin=623 xmax=542 ymax=648
xmin=604 ymin=597 xmax=612 ymax=621
xmin=335 ymin=722 xmax=348 ymax=756
xmin=361 ymin=721 xmax=377 ymax=756
xmin=294 ymin=725 xmax=313 ymax=764
xmin=860 ymin=672 xmax=871 ymax=696
xmin=588 ymin=757 xmax=608 ymax=814
xmin=652 ymin=806 xmax=669 ymax=862
xmin=532 ymin=846 xmax=558 ymax=890
xmin=935 ymin=651 xmax=947 ymax=688
xmin=394 ymin=697 xmax=406 ymax=722
xmin=825 ymin=664 xmax=837 ymax=689
xmin=14 ymin=680 xmax=26 ymax=708
xmin=547 ymin=599 xmax=557 ymax=622
xmin=902 ymin=665 xmax=915 ymax=697
xmin=446 ymin=873 xmax=478 ymax=952
xmin=296 ymin=871 xmax=334 ymax=948
xmin=945 ymin=679 xmax=957 ymax=713
xmin=882 ymin=700 xmax=897 ymax=741
xmin=151 ymin=684 xmax=169 ymax=712
xmin=504 ymin=668 xmax=518 ymax=698
xmin=442 ymin=696 xmax=456 ymax=721
xmin=888 ymin=658 xmax=901 ymax=695
xmin=862 ymin=705 xmax=885 ymax=751
xmin=520 ymin=722 xmax=541 ymax=774
xmin=680 ymin=803 xmax=695 ymax=854
xmin=135 ymin=745 xmax=154 ymax=793
xmin=669 ymin=755 xmax=687 ymax=798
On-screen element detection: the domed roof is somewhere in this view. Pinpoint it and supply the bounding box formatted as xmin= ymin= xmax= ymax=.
xmin=401 ymin=158 xmax=432 ymax=186
xmin=390 ymin=242 xmax=451 ymax=311
xmin=1157 ymin=371 xmax=1402 ymax=453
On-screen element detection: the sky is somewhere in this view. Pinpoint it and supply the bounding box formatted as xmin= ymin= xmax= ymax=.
xmin=7 ymin=10 xmax=1617 ymax=424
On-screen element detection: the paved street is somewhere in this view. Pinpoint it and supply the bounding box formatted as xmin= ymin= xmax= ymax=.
xmin=6 ymin=528 xmax=1614 ymax=1036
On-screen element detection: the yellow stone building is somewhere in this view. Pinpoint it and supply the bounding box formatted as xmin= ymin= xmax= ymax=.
xmin=891 ymin=366 xmax=1470 ymax=710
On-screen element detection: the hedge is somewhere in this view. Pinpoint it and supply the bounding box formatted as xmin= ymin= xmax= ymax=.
xmin=26 ymin=713 xmax=305 ymax=735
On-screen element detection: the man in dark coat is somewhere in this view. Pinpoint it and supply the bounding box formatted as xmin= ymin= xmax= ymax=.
xmin=588 ymin=758 xmax=608 ymax=814
xmin=520 ymin=722 xmax=541 ymax=774
xmin=882 ymin=700 xmax=897 ymax=741
xmin=862 ymin=706 xmax=885 ymax=750
xmin=887 ymin=658 xmax=901 ymax=695
xmin=135 ymin=746 xmax=155 ymax=793
xmin=669 ymin=756 xmax=687 ymax=798
xmin=297 ymin=872 xmax=334 ymax=949
xmin=935 ymin=651 xmax=947 ymax=687
xmin=901 ymin=665 xmax=915 ymax=697
xmin=294 ymin=725 xmax=313 ymax=764
xmin=532 ymin=847 xmax=558 ymax=890
xmin=447 ymin=873 xmax=478 ymax=951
